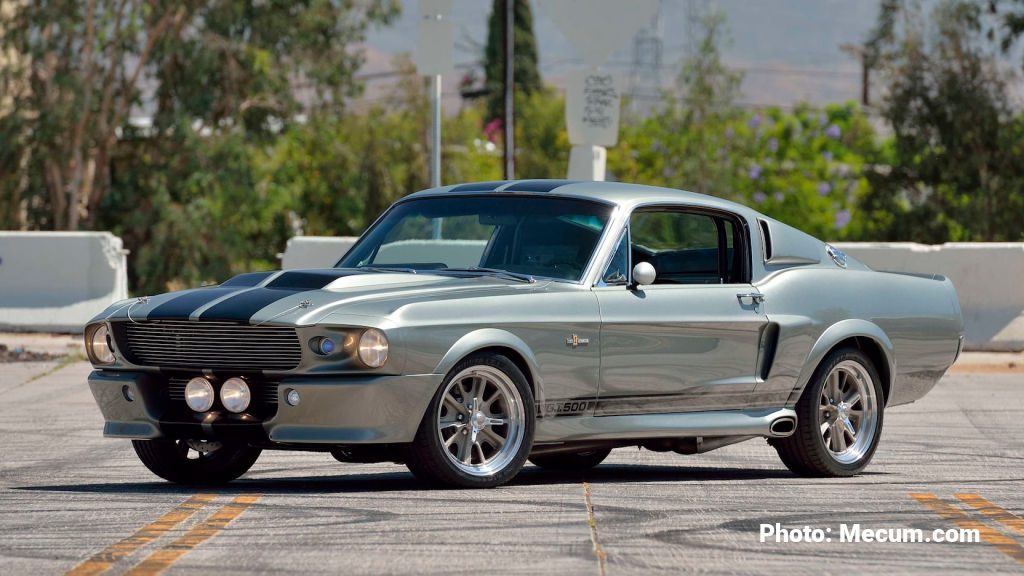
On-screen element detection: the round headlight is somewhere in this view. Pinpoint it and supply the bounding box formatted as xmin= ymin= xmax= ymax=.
xmin=358 ymin=328 xmax=389 ymax=368
xmin=89 ymin=324 xmax=115 ymax=365
xmin=220 ymin=377 xmax=251 ymax=414
xmin=184 ymin=377 xmax=215 ymax=412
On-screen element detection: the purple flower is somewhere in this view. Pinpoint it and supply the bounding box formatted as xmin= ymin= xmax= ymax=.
xmin=817 ymin=182 xmax=832 ymax=196
xmin=819 ymin=113 xmax=829 ymax=127
xmin=767 ymin=138 xmax=778 ymax=152
xmin=835 ymin=209 xmax=852 ymax=230
xmin=748 ymin=114 xmax=762 ymax=129
xmin=724 ymin=127 xmax=735 ymax=139
xmin=748 ymin=163 xmax=762 ymax=180
xmin=822 ymin=150 xmax=833 ymax=162
xmin=773 ymin=191 xmax=785 ymax=202
xmin=753 ymin=191 xmax=767 ymax=204
xmin=826 ymin=124 xmax=842 ymax=139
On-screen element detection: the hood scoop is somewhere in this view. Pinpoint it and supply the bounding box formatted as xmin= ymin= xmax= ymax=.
xmin=323 ymin=273 xmax=448 ymax=292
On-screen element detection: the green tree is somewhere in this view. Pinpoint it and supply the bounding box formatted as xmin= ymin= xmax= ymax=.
xmin=483 ymin=0 xmax=542 ymax=123
xmin=0 ymin=0 xmax=190 ymax=230
xmin=515 ymin=88 xmax=570 ymax=178
xmin=609 ymin=11 xmax=878 ymax=240
xmin=0 ymin=0 xmax=398 ymax=233
xmin=859 ymin=0 xmax=1024 ymax=241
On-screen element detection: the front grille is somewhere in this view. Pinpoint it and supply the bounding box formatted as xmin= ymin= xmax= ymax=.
xmin=119 ymin=320 xmax=302 ymax=370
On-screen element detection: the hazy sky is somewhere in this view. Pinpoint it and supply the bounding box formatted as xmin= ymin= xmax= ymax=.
xmin=362 ymin=0 xmax=882 ymax=107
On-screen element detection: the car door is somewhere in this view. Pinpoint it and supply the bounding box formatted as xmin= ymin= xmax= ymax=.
xmin=594 ymin=207 xmax=768 ymax=415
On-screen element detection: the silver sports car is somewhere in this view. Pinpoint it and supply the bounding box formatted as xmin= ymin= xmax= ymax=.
xmin=85 ymin=180 xmax=964 ymax=488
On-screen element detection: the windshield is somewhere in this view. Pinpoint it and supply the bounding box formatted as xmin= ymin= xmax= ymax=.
xmin=337 ymin=195 xmax=613 ymax=282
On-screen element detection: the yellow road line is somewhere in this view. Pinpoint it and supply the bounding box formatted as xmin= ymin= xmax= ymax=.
xmin=65 ymin=494 xmax=216 ymax=576
xmin=583 ymin=482 xmax=607 ymax=576
xmin=124 ymin=494 xmax=260 ymax=576
xmin=911 ymin=493 xmax=1024 ymax=565
xmin=956 ymin=494 xmax=1024 ymax=538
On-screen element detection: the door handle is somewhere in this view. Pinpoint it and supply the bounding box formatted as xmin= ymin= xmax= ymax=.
xmin=736 ymin=292 xmax=765 ymax=304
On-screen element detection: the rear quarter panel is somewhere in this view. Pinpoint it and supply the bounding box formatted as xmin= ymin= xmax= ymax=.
xmin=758 ymin=267 xmax=962 ymax=407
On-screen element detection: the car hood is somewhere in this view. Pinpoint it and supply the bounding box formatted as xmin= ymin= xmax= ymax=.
xmin=91 ymin=268 xmax=547 ymax=326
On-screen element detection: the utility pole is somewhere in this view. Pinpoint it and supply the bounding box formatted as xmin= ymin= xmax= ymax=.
xmin=860 ymin=53 xmax=870 ymax=107
xmin=503 ymin=0 xmax=515 ymax=180
xmin=840 ymin=43 xmax=870 ymax=107
xmin=431 ymin=74 xmax=442 ymax=188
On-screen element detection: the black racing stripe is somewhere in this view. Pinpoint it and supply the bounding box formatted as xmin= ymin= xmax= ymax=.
xmin=448 ymin=181 xmax=509 ymax=192
xmin=199 ymin=288 xmax=298 ymax=322
xmin=266 ymin=269 xmax=362 ymax=289
xmin=504 ymin=179 xmax=580 ymax=192
xmin=221 ymin=271 xmax=275 ymax=287
xmin=147 ymin=287 xmax=242 ymax=320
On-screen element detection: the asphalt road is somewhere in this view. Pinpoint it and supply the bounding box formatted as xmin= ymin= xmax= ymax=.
xmin=1 ymin=360 xmax=1022 ymax=575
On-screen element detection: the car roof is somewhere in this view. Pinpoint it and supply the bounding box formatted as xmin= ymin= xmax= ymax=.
xmin=402 ymin=179 xmax=758 ymax=216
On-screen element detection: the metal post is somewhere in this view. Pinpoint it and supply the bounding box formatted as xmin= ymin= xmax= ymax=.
xmin=431 ymin=73 xmax=443 ymax=239
xmin=503 ymin=0 xmax=515 ymax=179
xmin=431 ymin=74 xmax=442 ymax=188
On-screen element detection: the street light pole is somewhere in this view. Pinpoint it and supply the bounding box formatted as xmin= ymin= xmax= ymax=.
xmin=503 ymin=0 xmax=514 ymax=180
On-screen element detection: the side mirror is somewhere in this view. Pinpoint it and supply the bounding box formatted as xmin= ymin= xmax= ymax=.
xmin=632 ymin=262 xmax=656 ymax=287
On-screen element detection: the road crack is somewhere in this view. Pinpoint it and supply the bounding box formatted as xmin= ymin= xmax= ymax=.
xmin=583 ymin=481 xmax=608 ymax=576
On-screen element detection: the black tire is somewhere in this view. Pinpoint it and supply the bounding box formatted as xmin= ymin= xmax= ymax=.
xmin=404 ymin=353 xmax=535 ymax=488
xmin=529 ymin=448 xmax=612 ymax=471
xmin=771 ymin=347 xmax=885 ymax=477
xmin=132 ymin=439 xmax=261 ymax=484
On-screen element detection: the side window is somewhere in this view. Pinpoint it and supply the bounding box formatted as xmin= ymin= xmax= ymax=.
xmin=630 ymin=210 xmax=744 ymax=285
xmin=600 ymin=230 xmax=630 ymax=285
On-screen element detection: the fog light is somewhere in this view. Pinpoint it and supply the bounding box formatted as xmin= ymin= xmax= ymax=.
xmin=285 ymin=388 xmax=301 ymax=406
xmin=358 ymin=328 xmax=389 ymax=368
xmin=184 ymin=377 xmax=215 ymax=412
xmin=122 ymin=385 xmax=135 ymax=402
xmin=220 ymin=377 xmax=251 ymax=414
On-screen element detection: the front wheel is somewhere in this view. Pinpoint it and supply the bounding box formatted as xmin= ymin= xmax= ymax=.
xmin=771 ymin=348 xmax=884 ymax=477
xmin=404 ymin=353 xmax=535 ymax=488
xmin=132 ymin=439 xmax=262 ymax=484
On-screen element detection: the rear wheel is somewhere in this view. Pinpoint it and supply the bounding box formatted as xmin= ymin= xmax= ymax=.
xmin=404 ymin=353 xmax=534 ymax=488
xmin=529 ymin=448 xmax=611 ymax=471
xmin=772 ymin=348 xmax=884 ymax=477
xmin=132 ymin=439 xmax=261 ymax=484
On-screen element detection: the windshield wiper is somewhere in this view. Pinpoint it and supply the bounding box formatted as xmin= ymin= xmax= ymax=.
xmin=360 ymin=266 xmax=418 ymax=274
xmin=437 ymin=267 xmax=535 ymax=284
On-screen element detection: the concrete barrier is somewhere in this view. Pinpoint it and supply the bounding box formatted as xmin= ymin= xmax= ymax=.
xmin=837 ymin=243 xmax=1024 ymax=351
xmin=0 ymin=232 xmax=129 ymax=333
xmin=280 ymin=236 xmax=358 ymax=270
xmin=279 ymin=237 xmax=1023 ymax=351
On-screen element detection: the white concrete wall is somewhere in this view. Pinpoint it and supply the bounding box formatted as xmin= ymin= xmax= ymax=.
xmin=280 ymin=236 xmax=358 ymax=270
xmin=0 ymin=232 xmax=129 ymax=333
xmin=837 ymin=243 xmax=1024 ymax=351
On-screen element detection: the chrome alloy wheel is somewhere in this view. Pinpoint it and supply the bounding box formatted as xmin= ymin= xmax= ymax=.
xmin=436 ymin=365 xmax=526 ymax=477
xmin=818 ymin=359 xmax=879 ymax=464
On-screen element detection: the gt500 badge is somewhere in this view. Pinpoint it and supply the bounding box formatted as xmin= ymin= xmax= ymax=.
xmin=540 ymin=400 xmax=593 ymax=416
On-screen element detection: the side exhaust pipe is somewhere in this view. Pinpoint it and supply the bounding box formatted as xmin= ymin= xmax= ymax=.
xmin=768 ymin=415 xmax=797 ymax=437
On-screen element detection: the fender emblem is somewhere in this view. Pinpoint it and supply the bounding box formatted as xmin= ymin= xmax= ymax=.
xmin=566 ymin=334 xmax=590 ymax=348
